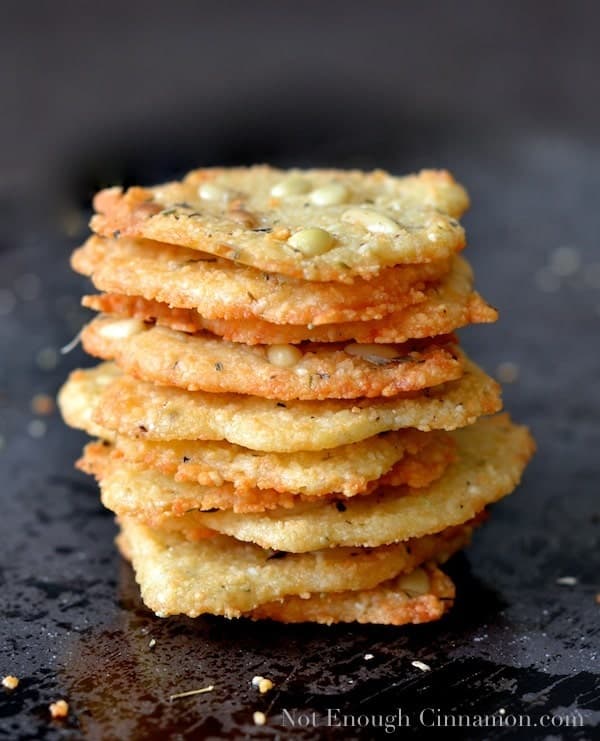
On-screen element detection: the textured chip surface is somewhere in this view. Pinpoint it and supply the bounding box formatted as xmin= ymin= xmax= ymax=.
xmin=164 ymin=415 xmax=535 ymax=551
xmin=81 ymin=316 xmax=463 ymax=399
xmin=76 ymin=426 xmax=453 ymax=496
xmin=74 ymin=235 xmax=450 ymax=325
xmin=82 ymin=255 xmax=497 ymax=345
xmin=117 ymin=518 xmax=469 ymax=617
xmin=91 ymin=167 xmax=469 ymax=282
xmin=58 ymin=360 xmax=501 ymax=451
xmin=248 ymin=564 xmax=455 ymax=625
xmin=79 ymin=431 xmax=454 ymax=515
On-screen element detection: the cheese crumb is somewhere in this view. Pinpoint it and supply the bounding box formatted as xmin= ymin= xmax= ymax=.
xmin=148 ymin=638 xmax=156 ymax=649
xmin=251 ymin=675 xmax=274 ymax=693
xmin=411 ymin=660 xmax=431 ymax=672
xmin=258 ymin=678 xmax=273 ymax=694
xmin=556 ymin=576 xmax=578 ymax=586
xmin=2 ymin=675 xmax=19 ymax=690
xmin=253 ymin=711 xmax=267 ymax=726
xmin=364 ymin=653 xmax=374 ymax=660
xmin=49 ymin=700 xmax=69 ymax=719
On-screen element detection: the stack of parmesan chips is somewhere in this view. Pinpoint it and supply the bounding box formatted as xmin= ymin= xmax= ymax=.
xmin=59 ymin=167 xmax=534 ymax=625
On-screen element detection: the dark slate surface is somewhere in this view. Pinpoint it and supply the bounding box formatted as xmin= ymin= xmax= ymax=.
xmin=1 ymin=124 xmax=599 ymax=741
xmin=2 ymin=3 xmax=600 ymax=739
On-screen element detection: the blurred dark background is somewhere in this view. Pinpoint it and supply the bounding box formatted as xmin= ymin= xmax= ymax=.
xmin=2 ymin=0 xmax=600 ymax=199
xmin=2 ymin=2 xmax=600 ymax=739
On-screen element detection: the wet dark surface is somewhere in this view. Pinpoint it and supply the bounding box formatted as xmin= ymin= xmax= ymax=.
xmin=1 ymin=123 xmax=600 ymax=740
xmin=2 ymin=2 xmax=600 ymax=734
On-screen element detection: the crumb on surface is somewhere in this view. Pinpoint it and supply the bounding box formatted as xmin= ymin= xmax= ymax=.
xmin=253 ymin=711 xmax=267 ymax=726
xmin=252 ymin=675 xmax=274 ymax=693
xmin=411 ymin=660 xmax=431 ymax=672
xmin=2 ymin=675 xmax=19 ymax=690
xmin=169 ymin=685 xmax=214 ymax=701
xmin=556 ymin=576 xmax=578 ymax=586
xmin=49 ymin=700 xmax=69 ymax=719
xmin=258 ymin=678 xmax=273 ymax=694
xmin=364 ymin=653 xmax=374 ymax=660
xmin=148 ymin=638 xmax=156 ymax=649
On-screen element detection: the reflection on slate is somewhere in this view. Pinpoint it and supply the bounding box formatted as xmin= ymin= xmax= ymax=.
xmin=1 ymin=109 xmax=600 ymax=739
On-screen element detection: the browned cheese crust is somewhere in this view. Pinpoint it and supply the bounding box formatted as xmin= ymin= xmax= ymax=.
xmin=80 ymin=316 xmax=464 ymax=399
xmin=76 ymin=431 xmax=455 ymax=515
xmin=91 ymin=167 xmax=468 ymax=282
xmin=58 ymin=360 xmax=502 ymax=450
xmin=81 ymin=255 xmax=497 ymax=344
xmin=116 ymin=517 xmax=469 ymax=618
xmin=247 ymin=564 xmax=455 ymax=625
xmin=73 ymin=235 xmax=451 ymax=325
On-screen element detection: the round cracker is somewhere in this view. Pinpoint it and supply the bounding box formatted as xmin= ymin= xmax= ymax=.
xmin=76 ymin=422 xmax=453 ymax=496
xmin=91 ymin=167 xmax=468 ymax=282
xmin=166 ymin=415 xmax=535 ymax=551
xmin=78 ymin=432 xmax=454 ymax=515
xmin=74 ymin=235 xmax=449 ymax=325
xmin=116 ymin=517 xmax=470 ymax=617
xmin=81 ymin=317 xmax=463 ymax=400
xmin=82 ymin=255 xmax=497 ymax=344
xmin=58 ymin=360 xmax=502 ymax=451
xmin=248 ymin=564 xmax=455 ymax=625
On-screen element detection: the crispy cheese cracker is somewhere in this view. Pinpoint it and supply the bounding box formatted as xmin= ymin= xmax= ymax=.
xmin=248 ymin=564 xmax=455 ymax=625
xmin=58 ymin=360 xmax=501 ymax=451
xmin=163 ymin=415 xmax=535 ymax=551
xmin=91 ymin=167 xmax=468 ymax=282
xmin=76 ymin=426 xmax=453 ymax=496
xmin=116 ymin=518 xmax=470 ymax=617
xmin=78 ymin=432 xmax=454 ymax=514
xmin=81 ymin=317 xmax=463 ymax=399
xmin=82 ymin=255 xmax=496 ymax=344
xmin=74 ymin=235 xmax=449 ymax=325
